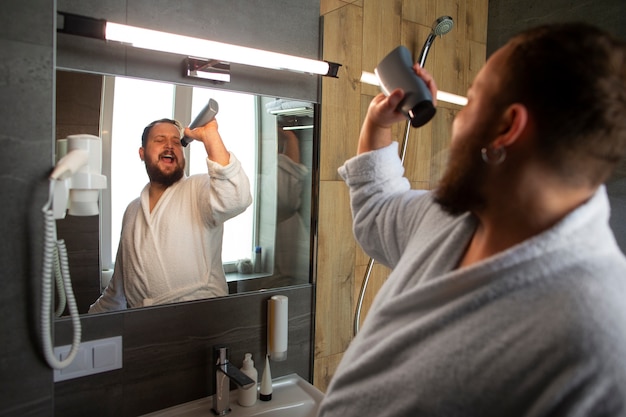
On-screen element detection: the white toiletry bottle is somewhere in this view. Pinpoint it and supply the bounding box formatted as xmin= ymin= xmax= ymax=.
xmin=238 ymin=353 xmax=258 ymax=407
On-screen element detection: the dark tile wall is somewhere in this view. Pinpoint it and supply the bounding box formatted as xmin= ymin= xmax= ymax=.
xmin=487 ymin=0 xmax=625 ymax=56
xmin=0 ymin=0 xmax=56 ymax=415
xmin=54 ymin=285 xmax=313 ymax=417
xmin=55 ymin=71 xmax=105 ymax=314
xmin=55 ymin=215 xmax=101 ymax=314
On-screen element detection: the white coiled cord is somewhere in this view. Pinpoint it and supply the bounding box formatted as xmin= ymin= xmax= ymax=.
xmin=41 ymin=181 xmax=82 ymax=369
xmin=53 ymin=245 xmax=67 ymax=317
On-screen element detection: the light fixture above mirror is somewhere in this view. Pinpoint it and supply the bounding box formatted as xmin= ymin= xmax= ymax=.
xmin=360 ymin=70 xmax=468 ymax=106
xmin=57 ymin=12 xmax=341 ymax=79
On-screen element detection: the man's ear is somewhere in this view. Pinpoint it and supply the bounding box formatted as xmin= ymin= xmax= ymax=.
xmin=494 ymin=103 xmax=529 ymax=148
xmin=139 ymin=147 xmax=145 ymax=161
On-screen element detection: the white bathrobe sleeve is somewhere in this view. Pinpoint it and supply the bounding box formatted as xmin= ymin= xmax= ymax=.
xmin=338 ymin=142 xmax=430 ymax=268
xmin=200 ymin=152 xmax=253 ymax=226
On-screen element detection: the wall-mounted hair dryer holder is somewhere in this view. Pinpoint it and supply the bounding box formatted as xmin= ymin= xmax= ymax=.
xmin=51 ymin=134 xmax=107 ymax=219
xmin=374 ymin=45 xmax=436 ymax=128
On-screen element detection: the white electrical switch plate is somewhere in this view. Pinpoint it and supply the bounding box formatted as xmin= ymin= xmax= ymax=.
xmin=59 ymin=348 xmax=87 ymax=375
xmin=54 ymin=336 xmax=122 ymax=382
xmin=93 ymin=341 xmax=118 ymax=368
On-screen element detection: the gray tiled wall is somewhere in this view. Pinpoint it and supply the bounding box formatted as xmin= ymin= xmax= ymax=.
xmin=0 ymin=0 xmax=56 ymax=415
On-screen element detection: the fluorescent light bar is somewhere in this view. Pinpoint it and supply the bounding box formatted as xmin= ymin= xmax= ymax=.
xmin=360 ymin=71 xmax=468 ymax=106
xmin=436 ymin=91 xmax=468 ymax=106
xmin=57 ymin=12 xmax=340 ymax=77
xmin=360 ymin=71 xmax=380 ymax=87
xmin=105 ymin=22 xmax=333 ymax=76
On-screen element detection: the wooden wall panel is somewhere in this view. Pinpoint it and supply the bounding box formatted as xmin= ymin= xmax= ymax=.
xmin=401 ymin=20 xmax=433 ymax=67
xmin=353 ymin=262 xmax=390 ymax=329
xmin=467 ymin=0 xmax=489 ymax=43
xmin=316 ymin=0 xmax=488 ymax=392
xmin=320 ymin=5 xmax=363 ymax=181
xmin=362 ymin=0 xmax=402 ymax=73
xmin=401 ymin=0 xmax=437 ymax=26
xmin=321 ymin=0 xmax=363 ymax=15
xmin=402 ymin=121 xmax=435 ymax=184
xmin=313 ymin=352 xmax=344 ymax=393
xmin=315 ymin=181 xmax=355 ymax=359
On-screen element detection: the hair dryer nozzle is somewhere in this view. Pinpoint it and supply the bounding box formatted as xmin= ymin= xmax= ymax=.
xmin=375 ymin=46 xmax=436 ymax=127
xmin=181 ymin=98 xmax=219 ymax=147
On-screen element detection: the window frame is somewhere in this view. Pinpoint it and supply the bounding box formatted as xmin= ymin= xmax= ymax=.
xmin=99 ymin=75 xmax=261 ymax=276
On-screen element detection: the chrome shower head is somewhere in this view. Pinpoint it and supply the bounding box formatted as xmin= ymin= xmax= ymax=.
xmin=432 ymin=16 xmax=454 ymax=36
xmin=418 ymin=16 xmax=454 ymax=67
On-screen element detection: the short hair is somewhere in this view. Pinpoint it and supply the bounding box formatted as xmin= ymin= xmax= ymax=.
xmin=141 ymin=118 xmax=183 ymax=148
xmin=499 ymin=22 xmax=626 ymax=185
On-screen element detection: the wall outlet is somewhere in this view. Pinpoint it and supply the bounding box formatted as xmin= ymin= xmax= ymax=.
xmin=53 ymin=336 xmax=122 ymax=382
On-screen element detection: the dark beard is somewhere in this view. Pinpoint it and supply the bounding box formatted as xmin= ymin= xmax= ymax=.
xmin=434 ymin=138 xmax=487 ymax=216
xmin=145 ymin=158 xmax=185 ymax=187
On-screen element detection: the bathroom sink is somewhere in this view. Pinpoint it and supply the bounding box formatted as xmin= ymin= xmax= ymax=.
xmin=142 ymin=373 xmax=324 ymax=417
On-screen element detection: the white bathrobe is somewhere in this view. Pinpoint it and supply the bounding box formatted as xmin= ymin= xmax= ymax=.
xmin=275 ymin=153 xmax=310 ymax=280
xmin=89 ymin=153 xmax=251 ymax=312
xmin=319 ymin=142 xmax=626 ymax=417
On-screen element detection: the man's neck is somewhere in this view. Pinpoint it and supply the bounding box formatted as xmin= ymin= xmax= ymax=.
xmin=148 ymin=182 xmax=169 ymax=212
xmin=459 ymin=179 xmax=596 ymax=268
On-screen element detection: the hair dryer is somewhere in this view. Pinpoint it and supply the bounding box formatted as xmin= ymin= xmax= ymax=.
xmin=375 ymin=45 xmax=436 ymax=128
xmin=181 ymin=98 xmax=219 ymax=147
xmin=40 ymin=133 xmax=108 ymax=370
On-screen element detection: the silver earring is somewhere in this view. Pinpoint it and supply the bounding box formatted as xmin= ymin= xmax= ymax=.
xmin=481 ymin=145 xmax=506 ymax=165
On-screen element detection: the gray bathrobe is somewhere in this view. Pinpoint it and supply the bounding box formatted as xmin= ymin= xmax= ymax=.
xmin=318 ymin=142 xmax=626 ymax=417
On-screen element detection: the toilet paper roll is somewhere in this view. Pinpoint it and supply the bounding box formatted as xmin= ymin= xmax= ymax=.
xmin=267 ymin=295 xmax=288 ymax=361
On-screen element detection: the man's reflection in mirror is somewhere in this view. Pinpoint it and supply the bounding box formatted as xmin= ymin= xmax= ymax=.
xmin=275 ymin=117 xmax=310 ymax=281
xmin=88 ymin=116 xmax=252 ymax=312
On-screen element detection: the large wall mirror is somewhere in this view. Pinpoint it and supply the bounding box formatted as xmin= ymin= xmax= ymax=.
xmin=55 ymin=69 xmax=317 ymax=316
xmin=53 ymin=0 xmax=321 ymax=319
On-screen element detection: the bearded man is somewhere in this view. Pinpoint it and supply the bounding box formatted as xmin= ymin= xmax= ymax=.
xmin=89 ymin=117 xmax=251 ymax=312
xmin=319 ymin=22 xmax=626 ymax=417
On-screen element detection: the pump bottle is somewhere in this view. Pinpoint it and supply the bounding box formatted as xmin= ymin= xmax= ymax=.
xmin=238 ymin=353 xmax=258 ymax=406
